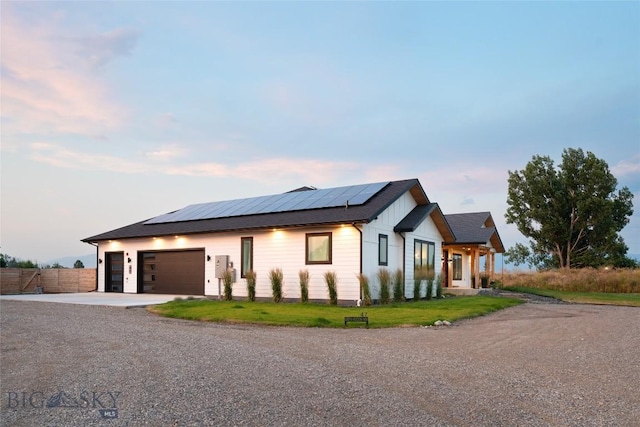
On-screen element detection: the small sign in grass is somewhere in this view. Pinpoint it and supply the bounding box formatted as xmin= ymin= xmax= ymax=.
xmin=148 ymin=296 xmax=523 ymax=328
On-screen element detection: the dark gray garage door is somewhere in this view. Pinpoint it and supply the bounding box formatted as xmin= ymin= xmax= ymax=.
xmin=139 ymin=250 xmax=205 ymax=295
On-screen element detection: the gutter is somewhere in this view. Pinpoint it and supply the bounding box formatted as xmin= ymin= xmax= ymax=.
xmin=400 ymin=232 xmax=406 ymax=298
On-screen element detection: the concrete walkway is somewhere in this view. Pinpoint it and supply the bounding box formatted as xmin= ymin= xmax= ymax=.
xmin=0 ymin=292 xmax=202 ymax=307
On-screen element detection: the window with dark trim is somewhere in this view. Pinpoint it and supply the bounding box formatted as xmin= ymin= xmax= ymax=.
xmin=452 ymin=253 xmax=462 ymax=280
xmin=414 ymin=239 xmax=435 ymax=276
xmin=378 ymin=234 xmax=388 ymax=266
xmin=306 ymin=232 xmax=332 ymax=264
xmin=241 ymin=237 xmax=253 ymax=278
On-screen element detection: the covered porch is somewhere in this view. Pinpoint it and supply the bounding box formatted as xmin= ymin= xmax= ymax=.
xmin=441 ymin=244 xmax=497 ymax=289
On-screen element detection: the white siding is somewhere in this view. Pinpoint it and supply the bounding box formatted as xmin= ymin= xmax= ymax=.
xmin=401 ymin=214 xmax=444 ymax=299
xmin=97 ymin=225 xmax=362 ymax=301
xmin=360 ymin=192 xmax=444 ymax=300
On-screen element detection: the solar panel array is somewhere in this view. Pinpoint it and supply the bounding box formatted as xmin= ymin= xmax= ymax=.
xmin=144 ymin=181 xmax=389 ymax=224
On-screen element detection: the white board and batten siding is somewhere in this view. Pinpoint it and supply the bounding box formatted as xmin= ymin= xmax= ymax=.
xmin=246 ymin=225 xmax=361 ymax=301
xmin=97 ymin=225 xmax=362 ymax=301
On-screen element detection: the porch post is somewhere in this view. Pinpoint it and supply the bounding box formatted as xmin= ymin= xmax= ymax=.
xmin=474 ymin=248 xmax=480 ymax=289
xmin=490 ymin=252 xmax=495 ymax=279
xmin=484 ymin=248 xmax=490 ymax=276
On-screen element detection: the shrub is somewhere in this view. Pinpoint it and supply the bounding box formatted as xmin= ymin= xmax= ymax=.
xmin=268 ymin=268 xmax=284 ymax=303
xmin=324 ymin=271 xmax=338 ymax=305
xmin=378 ymin=268 xmax=391 ymax=304
xmin=358 ymin=273 xmax=372 ymax=306
xmin=222 ymin=269 xmax=234 ymax=301
xmin=393 ymin=269 xmax=404 ymax=302
xmin=435 ymin=273 xmax=443 ymax=298
xmin=299 ymin=269 xmax=310 ymax=303
xmin=245 ymin=270 xmax=256 ymax=302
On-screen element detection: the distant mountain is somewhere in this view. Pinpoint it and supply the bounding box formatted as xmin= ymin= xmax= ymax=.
xmin=44 ymin=254 xmax=96 ymax=268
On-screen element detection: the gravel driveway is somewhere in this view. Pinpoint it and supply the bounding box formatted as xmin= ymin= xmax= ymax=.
xmin=1 ymin=299 xmax=639 ymax=426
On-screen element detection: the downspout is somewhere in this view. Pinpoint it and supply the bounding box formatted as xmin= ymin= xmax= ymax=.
xmin=88 ymin=242 xmax=98 ymax=291
xmin=351 ymin=223 xmax=363 ymax=298
xmin=400 ymin=232 xmax=406 ymax=298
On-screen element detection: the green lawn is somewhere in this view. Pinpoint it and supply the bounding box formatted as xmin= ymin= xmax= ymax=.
xmin=504 ymin=287 xmax=640 ymax=307
xmin=149 ymin=295 xmax=523 ymax=328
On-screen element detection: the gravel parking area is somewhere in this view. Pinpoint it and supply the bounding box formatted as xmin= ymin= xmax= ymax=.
xmin=1 ymin=299 xmax=639 ymax=426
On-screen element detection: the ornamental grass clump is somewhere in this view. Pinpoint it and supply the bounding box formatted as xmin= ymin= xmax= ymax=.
xmin=269 ymin=268 xmax=284 ymax=303
xmin=393 ymin=269 xmax=404 ymax=302
xmin=377 ymin=268 xmax=391 ymax=305
xmin=245 ymin=270 xmax=256 ymax=302
xmin=299 ymin=269 xmax=310 ymax=303
xmin=358 ymin=273 xmax=372 ymax=306
xmin=413 ymin=269 xmax=423 ymax=301
xmin=425 ymin=270 xmax=435 ymax=301
xmin=324 ymin=271 xmax=338 ymax=305
xmin=222 ymin=269 xmax=234 ymax=301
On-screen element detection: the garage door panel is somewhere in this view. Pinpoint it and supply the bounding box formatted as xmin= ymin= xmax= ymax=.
xmin=141 ymin=250 xmax=204 ymax=295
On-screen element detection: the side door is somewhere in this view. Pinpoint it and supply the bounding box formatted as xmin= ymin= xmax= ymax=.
xmin=105 ymin=252 xmax=124 ymax=292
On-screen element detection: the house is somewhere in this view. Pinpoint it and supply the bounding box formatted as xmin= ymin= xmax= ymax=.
xmin=81 ymin=178 xmax=504 ymax=302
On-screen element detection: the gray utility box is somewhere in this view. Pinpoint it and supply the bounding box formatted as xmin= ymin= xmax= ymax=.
xmin=215 ymin=255 xmax=229 ymax=278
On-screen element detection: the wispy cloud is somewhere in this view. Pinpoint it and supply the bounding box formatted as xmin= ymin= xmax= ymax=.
xmin=30 ymin=143 xmax=151 ymax=174
xmin=29 ymin=143 xmax=361 ymax=184
xmin=612 ymin=155 xmax=640 ymax=177
xmin=143 ymin=145 xmax=189 ymax=162
xmin=0 ymin=8 xmax=131 ymax=139
xmin=70 ymin=27 xmax=140 ymax=69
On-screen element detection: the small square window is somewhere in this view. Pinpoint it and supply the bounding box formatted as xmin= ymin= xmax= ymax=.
xmin=306 ymin=232 xmax=332 ymax=264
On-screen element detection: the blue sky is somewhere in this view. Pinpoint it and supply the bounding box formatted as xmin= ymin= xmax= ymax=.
xmin=1 ymin=1 xmax=639 ymax=264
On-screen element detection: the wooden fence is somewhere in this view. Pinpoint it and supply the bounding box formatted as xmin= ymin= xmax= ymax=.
xmin=0 ymin=268 xmax=97 ymax=294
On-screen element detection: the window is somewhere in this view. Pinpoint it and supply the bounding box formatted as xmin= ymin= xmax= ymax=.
xmin=379 ymin=234 xmax=388 ymax=266
xmin=452 ymin=253 xmax=462 ymax=280
xmin=306 ymin=232 xmax=332 ymax=264
xmin=414 ymin=240 xmax=435 ymax=275
xmin=241 ymin=237 xmax=253 ymax=278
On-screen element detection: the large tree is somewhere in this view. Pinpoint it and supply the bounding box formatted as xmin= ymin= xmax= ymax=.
xmin=505 ymin=148 xmax=634 ymax=269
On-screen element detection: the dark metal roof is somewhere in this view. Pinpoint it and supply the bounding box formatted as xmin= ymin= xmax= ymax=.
xmin=444 ymin=212 xmax=505 ymax=252
xmin=82 ymin=179 xmax=428 ymax=242
xmin=394 ymin=203 xmax=456 ymax=243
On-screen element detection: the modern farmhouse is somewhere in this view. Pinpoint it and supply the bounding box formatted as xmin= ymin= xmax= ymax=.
xmin=82 ymin=178 xmax=504 ymax=302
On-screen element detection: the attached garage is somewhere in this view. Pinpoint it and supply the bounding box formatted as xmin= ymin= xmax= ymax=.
xmin=137 ymin=249 xmax=205 ymax=295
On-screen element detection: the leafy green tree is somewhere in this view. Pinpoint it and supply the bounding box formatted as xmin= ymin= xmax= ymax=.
xmin=73 ymin=260 xmax=85 ymax=268
xmin=505 ymin=148 xmax=634 ymax=269
xmin=0 ymin=254 xmax=39 ymax=268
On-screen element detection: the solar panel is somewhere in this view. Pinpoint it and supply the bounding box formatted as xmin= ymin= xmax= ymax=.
xmin=144 ymin=181 xmax=389 ymax=224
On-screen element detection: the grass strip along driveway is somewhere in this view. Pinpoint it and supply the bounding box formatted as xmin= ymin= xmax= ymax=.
xmin=504 ymin=286 xmax=640 ymax=307
xmin=150 ymin=295 xmax=523 ymax=328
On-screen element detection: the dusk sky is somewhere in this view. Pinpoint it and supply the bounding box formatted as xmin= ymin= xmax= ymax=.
xmin=1 ymin=1 xmax=639 ymax=265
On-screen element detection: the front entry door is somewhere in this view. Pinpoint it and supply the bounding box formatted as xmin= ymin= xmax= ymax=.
xmin=105 ymin=252 xmax=124 ymax=292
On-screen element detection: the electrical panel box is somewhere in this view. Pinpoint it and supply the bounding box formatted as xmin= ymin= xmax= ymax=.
xmin=215 ymin=255 xmax=229 ymax=278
